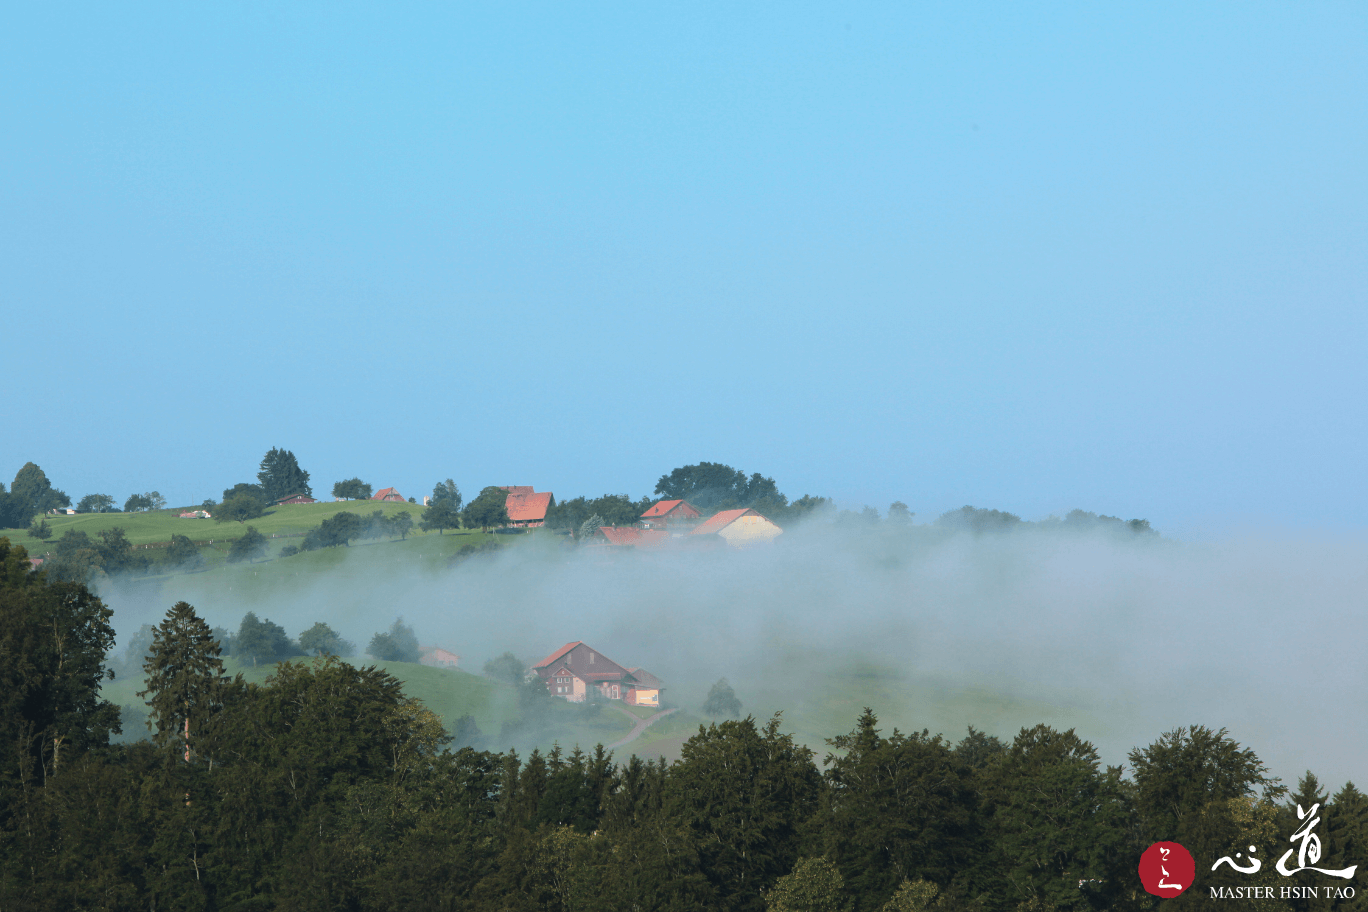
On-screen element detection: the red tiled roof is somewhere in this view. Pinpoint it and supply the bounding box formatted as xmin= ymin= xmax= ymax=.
xmin=599 ymin=527 xmax=668 ymax=547
xmin=499 ymin=485 xmax=535 ymax=494
xmin=641 ymin=499 xmax=682 ymax=517
xmin=534 ymin=641 xmax=583 ymax=669
xmin=690 ymin=508 xmax=753 ymax=536
xmin=506 ymin=491 xmax=552 ymax=522
xmin=372 ymin=487 xmax=401 ymax=500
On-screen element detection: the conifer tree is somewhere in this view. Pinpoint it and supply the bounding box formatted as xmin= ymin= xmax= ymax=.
xmin=258 ymin=447 xmax=312 ymax=501
xmin=139 ymin=601 xmax=229 ymax=760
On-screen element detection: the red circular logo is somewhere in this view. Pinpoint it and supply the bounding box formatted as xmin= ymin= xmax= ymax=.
xmin=1139 ymin=842 xmax=1195 ymax=897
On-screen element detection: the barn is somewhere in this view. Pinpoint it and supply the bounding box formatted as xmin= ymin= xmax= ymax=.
xmin=689 ymin=508 xmax=783 ymax=546
xmin=371 ymin=487 xmax=406 ymax=503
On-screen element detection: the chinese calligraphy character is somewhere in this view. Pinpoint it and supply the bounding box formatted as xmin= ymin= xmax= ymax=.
xmin=1275 ymin=804 xmax=1357 ymax=879
xmin=1212 ymin=846 xmax=1262 ymax=874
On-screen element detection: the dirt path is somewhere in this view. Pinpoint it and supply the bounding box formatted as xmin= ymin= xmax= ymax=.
xmin=607 ymin=705 xmax=678 ymax=750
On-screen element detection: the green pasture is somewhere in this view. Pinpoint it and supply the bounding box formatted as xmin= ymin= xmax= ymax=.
xmin=15 ymin=500 xmax=435 ymax=550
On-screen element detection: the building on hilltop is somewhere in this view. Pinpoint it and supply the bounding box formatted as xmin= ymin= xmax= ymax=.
xmin=689 ymin=508 xmax=783 ymax=547
xmin=533 ymin=641 xmax=663 ymax=706
xmin=419 ymin=646 xmax=460 ymax=669
xmin=272 ymin=493 xmax=317 ymax=506
xmin=499 ymin=486 xmax=554 ymax=528
xmin=371 ymin=487 xmax=405 ymax=502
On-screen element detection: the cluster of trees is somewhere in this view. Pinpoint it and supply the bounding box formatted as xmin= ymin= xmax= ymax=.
xmin=286 ymin=510 xmax=414 ymax=554
xmin=6 ymin=536 xmax=1363 ymax=910
xmin=0 ymin=463 xmax=71 ymax=528
xmin=933 ymin=506 xmax=1157 ymax=537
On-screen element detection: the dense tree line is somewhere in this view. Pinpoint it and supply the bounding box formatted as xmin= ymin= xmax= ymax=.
xmin=3 ymin=535 xmax=1363 ymax=911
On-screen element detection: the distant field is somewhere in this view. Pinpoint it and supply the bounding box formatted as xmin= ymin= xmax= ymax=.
xmin=10 ymin=500 xmax=436 ymax=549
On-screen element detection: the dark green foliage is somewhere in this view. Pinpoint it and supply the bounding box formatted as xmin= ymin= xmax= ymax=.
xmin=0 ymin=537 xmax=119 ymax=786
xmin=765 ymin=857 xmax=848 ymax=912
xmin=431 ymin=478 xmax=462 ymax=510
xmin=226 ymin=525 xmax=268 ymax=563
xmin=0 ymin=491 xmax=30 ymax=528
xmin=332 ymin=476 xmax=373 ymax=499
xmin=123 ymin=492 xmax=153 ymax=512
xmin=11 ymin=462 xmax=69 ymax=515
xmin=461 ymin=486 xmax=511 ymax=532
xmin=979 ymin=725 xmax=1132 ymax=911
xmin=546 ymin=493 xmax=654 ymax=531
xmin=27 ymin=517 xmax=52 ymax=540
xmin=303 ymin=510 xmax=363 ymax=548
xmin=299 ymin=622 xmax=354 ymax=656
xmin=137 ymin=600 xmax=229 ymax=756
xmin=222 ymin=481 xmax=267 ymax=502
xmin=483 ymin=651 xmax=525 ymax=685
xmin=215 ymin=490 xmax=267 ymax=524
xmin=667 ymin=714 xmax=822 ymax=911
xmin=43 ymin=527 xmax=151 ymax=581
xmin=235 ymin=611 xmax=301 ymax=666
xmin=164 ymin=533 xmax=202 ymax=570
xmin=1055 ymin=508 xmax=1157 ymax=536
xmin=367 ymin=618 xmax=421 ymax=663
xmin=75 ymin=492 xmax=118 ymax=513
xmin=703 ymin=677 xmax=742 ymax=717
xmin=387 ymin=510 xmax=414 ymax=540
xmin=96 ymin=527 xmax=150 ymax=575
xmin=420 ymin=498 xmax=461 ymax=534
xmin=279 ymin=543 xmax=300 ymax=557
xmin=817 ymin=710 xmax=976 ymax=910
xmin=258 ymin=446 xmax=312 ymax=501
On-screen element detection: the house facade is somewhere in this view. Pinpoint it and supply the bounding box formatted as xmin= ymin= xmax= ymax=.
xmin=532 ymin=641 xmax=663 ymax=706
xmin=372 ymin=487 xmax=406 ymax=502
xmin=418 ymin=646 xmax=460 ymax=669
xmin=272 ymin=494 xmax=317 ymax=506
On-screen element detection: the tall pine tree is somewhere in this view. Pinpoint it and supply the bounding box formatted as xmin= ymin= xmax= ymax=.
xmin=258 ymin=447 xmax=311 ymax=501
xmin=139 ymin=601 xmax=229 ymax=760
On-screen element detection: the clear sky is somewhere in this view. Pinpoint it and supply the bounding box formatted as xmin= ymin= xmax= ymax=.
xmin=4 ymin=3 xmax=1364 ymax=537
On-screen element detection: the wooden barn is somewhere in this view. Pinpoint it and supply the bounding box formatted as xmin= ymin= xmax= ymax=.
xmin=272 ymin=494 xmax=317 ymax=506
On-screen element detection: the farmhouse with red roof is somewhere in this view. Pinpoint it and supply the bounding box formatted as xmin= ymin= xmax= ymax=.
xmin=639 ymin=499 xmax=701 ymax=531
xmin=499 ymin=486 xmax=555 ymax=528
xmin=371 ymin=487 xmax=406 ymax=502
xmin=689 ymin=507 xmax=783 ymax=546
xmin=533 ymin=641 xmax=663 ymax=707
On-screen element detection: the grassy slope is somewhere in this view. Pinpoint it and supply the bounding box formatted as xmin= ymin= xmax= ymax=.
xmin=14 ymin=500 xmax=431 ymax=550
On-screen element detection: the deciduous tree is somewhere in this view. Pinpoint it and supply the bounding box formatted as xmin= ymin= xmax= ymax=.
xmin=332 ymin=477 xmax=373 ymax=500
xmin=227 ymin=526 xmax=268 ymax=563
xmin=214 ymin=491 xmax=266 ymax=524
xmin=461 ymin=486 xmax=511 ymax=532
xmin=703 ymin=678 xmax=742 ymax=718
xmin=431 ymin=478 xmax=462 ymax=510
xmin=420 ymin=499 xmax=460 ymax=535
xmin=75 ymin=493 xmax=117 ymax=514
xmin=299 ymin=622 xmax=354 ymax=656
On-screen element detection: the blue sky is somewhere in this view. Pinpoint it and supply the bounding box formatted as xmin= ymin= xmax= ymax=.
xmin=4 ymin=2 xmax=1364 ymax=536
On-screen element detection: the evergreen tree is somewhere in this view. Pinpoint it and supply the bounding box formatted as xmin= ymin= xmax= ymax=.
xmin=11 ymin=462 xmax=69 ymax=515
xmin=258 ymin=447 xmax=312 ymax=501
xmin=138 ymin=601 xmax=229 ymax=759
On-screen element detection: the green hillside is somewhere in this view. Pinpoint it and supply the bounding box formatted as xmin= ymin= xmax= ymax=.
xmin=16 ymin=500 xmax=431 ymax=549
